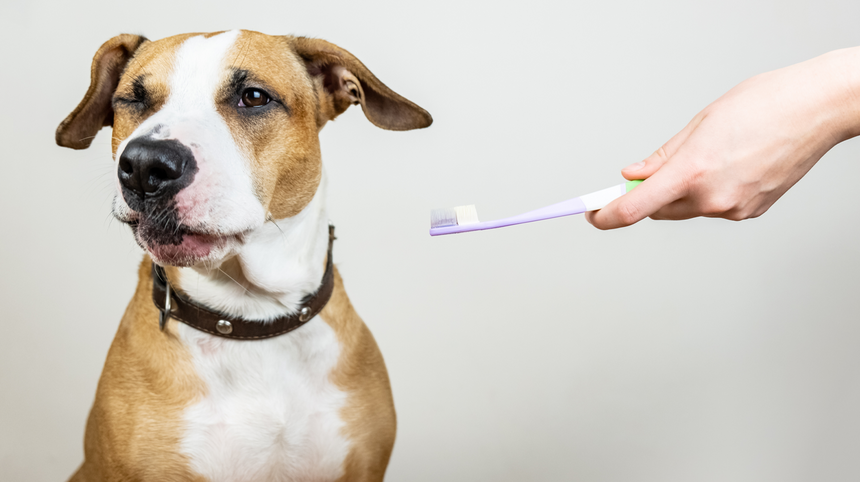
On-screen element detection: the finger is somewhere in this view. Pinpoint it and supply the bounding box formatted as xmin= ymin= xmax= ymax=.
xmin=585 ymin=162 xmax=689 ymax=229
xmin=648 ymin=198 xmax=698 ymax=220
xmin=651 ymin=191 xmax=774 ymax=221
xmin=621 ymin=149 xmax=666 ymax=181
xmin=621 ymin=113 xmax=705 ymax=181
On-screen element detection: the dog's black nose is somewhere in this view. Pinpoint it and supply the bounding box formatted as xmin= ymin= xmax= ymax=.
xmin=118 ymin=138 xmax=196 ymax=199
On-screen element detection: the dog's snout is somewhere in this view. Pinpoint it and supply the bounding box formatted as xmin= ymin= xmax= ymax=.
xmin=118 ymin=138 xmax=196 ymax=200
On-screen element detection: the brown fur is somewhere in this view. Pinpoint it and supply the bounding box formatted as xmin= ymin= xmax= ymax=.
xmin=59 ymin=30 xmax=430 ymax=481
xmin=325 ymin=270 xmax=398 ymax=482
xmin=56 ymin=34 xmax=148 ymax=150
xmin=292 ymin=37 xmax=433 ymax=131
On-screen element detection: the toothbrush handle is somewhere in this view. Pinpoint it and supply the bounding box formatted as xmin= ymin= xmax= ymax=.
xmin=579 ymin=180 xmax=642 ymax=211
xmin=510 ymin=180 xmax=642 ymax=223
xmin=428 ymin=180 xmax=643 ymax=236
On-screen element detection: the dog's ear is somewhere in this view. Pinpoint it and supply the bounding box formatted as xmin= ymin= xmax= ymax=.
xmin=293 ymin=37 xmax=432 ymax=131
xmin=56 ymin=34 xmax=148 ymax=150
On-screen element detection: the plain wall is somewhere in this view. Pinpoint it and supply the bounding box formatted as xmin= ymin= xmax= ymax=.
xmin=2 ymin=0 xmax=860 ymax=480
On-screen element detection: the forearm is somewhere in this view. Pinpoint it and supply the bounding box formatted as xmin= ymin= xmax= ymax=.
xmin=735 ymin=46 xmax=860 ymax=157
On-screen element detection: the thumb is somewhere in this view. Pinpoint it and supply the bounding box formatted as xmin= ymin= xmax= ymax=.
xmin=585 ymin=159 xmax=688 ymax=229
xmin=584 ymin=148 xmax=678 ymax=229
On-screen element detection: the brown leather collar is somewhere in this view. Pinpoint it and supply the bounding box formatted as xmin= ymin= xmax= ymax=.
xmin=152 ymin=225 xmax=336 ymax=340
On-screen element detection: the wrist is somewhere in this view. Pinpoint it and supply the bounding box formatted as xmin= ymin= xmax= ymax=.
xmin=817 ymin=46 xmax=860 ymax=143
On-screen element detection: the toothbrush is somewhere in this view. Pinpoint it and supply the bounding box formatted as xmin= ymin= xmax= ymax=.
xmin=429 ymin=180 xmax=643 ymax=236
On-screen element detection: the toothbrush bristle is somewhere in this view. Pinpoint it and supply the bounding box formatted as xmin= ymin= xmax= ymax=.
xmin=430 ymin=208 xmax=458 ymax=228
xmin=454 ymin=205 xmax=480 ymax=225
xmin=430 ymin=204 xmax=481 ymax=228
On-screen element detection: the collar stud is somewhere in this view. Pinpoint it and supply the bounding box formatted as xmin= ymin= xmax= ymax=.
xmin=299 ymin=306 xmax=312 ymax=322
xmin=216 ymin=320 xmax=233 ymax=334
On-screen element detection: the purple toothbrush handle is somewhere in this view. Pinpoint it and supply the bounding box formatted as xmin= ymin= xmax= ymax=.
xmin=429 ymin=197 xmax=587 ymax=236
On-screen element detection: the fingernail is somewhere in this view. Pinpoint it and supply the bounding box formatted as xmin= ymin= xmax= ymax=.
xmin=623 ymin=161 xmax=645 ymax=172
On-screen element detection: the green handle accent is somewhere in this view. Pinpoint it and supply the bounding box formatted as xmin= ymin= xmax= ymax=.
xmin=625 ymin=180 xmax=643 ymax=192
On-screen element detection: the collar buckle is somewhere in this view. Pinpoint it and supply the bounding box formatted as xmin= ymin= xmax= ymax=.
xmin=158 ymin=282 xmax=172 ymax=331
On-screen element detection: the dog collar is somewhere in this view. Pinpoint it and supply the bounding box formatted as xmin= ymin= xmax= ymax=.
xmin=151 ymin=225 xmax=336 ymax=340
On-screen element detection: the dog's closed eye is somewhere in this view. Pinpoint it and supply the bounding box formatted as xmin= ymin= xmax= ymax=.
xmin=239 ymin=88 xmax=271 ymax=107
xmin=114 ymin=75 xmax=151 ymax=111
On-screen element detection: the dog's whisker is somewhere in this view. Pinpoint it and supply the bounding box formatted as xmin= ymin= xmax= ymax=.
xmin=214 ymin=267 xmax=249 ymax=295
xmin=172 ymin=211 xmax=189 ymax=236
xmin=269 ymin=218 xmax=290 ymax=246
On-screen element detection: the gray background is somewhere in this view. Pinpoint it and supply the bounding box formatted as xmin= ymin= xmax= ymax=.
xmin=2 ymin=0 xmax=860 ymax=480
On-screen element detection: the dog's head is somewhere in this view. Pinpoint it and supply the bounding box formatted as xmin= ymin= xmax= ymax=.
xmin=57 ymin=30 xmax=431 ymax=267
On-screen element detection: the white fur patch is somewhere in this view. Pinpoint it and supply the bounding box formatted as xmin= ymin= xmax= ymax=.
xmin=178 ymin=317 xmax=350 ymax=482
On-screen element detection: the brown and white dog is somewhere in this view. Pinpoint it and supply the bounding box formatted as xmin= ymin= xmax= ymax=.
xmin=56 ymin=30 xmax=431 ymax=481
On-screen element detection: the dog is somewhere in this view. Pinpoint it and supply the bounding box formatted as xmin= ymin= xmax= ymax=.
xmin=56 ymin=30 xmax=431 ymax=481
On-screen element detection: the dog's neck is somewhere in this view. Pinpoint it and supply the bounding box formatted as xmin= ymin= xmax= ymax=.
xmin=174 ymin=174 xmax=331 ymax=322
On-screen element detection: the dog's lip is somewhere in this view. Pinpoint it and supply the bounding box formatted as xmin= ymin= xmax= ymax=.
xmin=141 ymin=227 xmax=239 ymax=262
xmin=134 ymin=220 xmax=250 ymax=265
xmin=118 ymin=211 xmax=252 ymax=267
xmin=180 ymin=226 xmax=245 ymax=238
xmin=115 ymin=211 xmax=140 ymax=224
xmin=122 ymin=215 xmax=248 ymax=240
xmin=145 ymin=232 xmax=222 ymax=266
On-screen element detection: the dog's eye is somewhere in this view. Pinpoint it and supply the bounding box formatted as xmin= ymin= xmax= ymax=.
xmin=239 ymin=88 xmax=271 ymax=108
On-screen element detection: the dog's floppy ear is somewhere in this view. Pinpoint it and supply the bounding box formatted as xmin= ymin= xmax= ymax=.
xmin=293 ymin=37 xmax=432 ymax=131
xmin=56 ymin=34 xmax=148 ymax=150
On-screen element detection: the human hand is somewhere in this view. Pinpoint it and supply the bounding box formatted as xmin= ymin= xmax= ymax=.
xmin=586 ymin=47 xmax=860 ymax=229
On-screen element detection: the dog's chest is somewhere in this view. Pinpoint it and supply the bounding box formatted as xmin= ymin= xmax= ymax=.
xmin=177 ymin=318 xmax=350 ymax=482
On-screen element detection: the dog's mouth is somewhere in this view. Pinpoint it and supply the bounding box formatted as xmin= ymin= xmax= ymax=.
xmin=124 ymin=213 xmax=236 ymax=267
